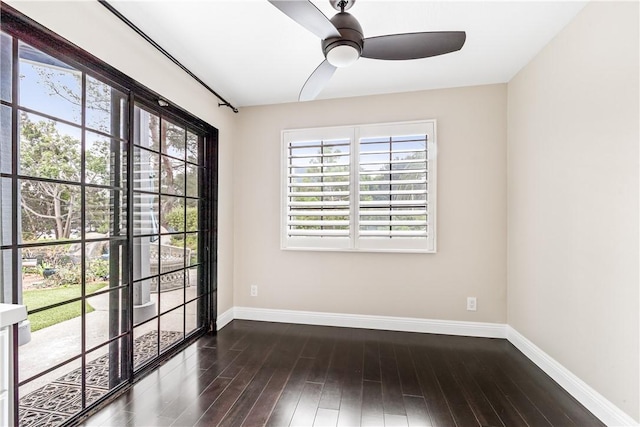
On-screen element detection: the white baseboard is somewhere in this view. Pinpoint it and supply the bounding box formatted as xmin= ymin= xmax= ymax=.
xmin=215 ymin=308 xmax=234 ymax=330
xmin=232 ymin=306 xmax=507 ymax=338
xmin=506 ymin=326 xmax=638 ymax=427
xmin=215 ymin=306 xmax=637 ymax=426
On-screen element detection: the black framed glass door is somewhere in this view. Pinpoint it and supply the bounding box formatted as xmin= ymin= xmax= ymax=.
xmin=0 ymin=8 xmax=217 ymax=426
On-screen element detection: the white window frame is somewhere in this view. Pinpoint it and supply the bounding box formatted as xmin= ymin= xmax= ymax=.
xmin=281 ymin=120 xmax=436 ymax=253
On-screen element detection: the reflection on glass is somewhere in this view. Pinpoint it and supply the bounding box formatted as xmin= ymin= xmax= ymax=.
xmin=188 ymin=266 xmax=202 ymax=296
xmin=134 ymin=105 xmax=159 ymax=151
xmin=0 ymin=249 xmax=13 ymax=304
xmin=161 ymin=155 xmax=185 ymax=195
xmin=86 ymin=187 xmax=126 ymax=236
xmin=20 ymin=180 xmax=81 ymax=243
xmin=133 ymin=237 xmax=158 ymax=281
xmin=18 ymin=41 xmax=81 ymax=124
xmin=19 ymin=111 xmax=81 ymax=182
xmin=1 ymin=32 xmax=12 ymax=102
xmin=86 ymin=76 xmax=127 ymax=137
xmin=85 ymin=187 xmax=110 ymax=233
xmin=185 ymin=299 xmax=200 ymax=337
xmin=84 ymin=131 xmax=115 ymax=185
xmin=1 ymin=178 xmax=12 ymax=246
xmin=186 ymin=164 xmax=198 ymax=198
xmin=132 ymin=193 xmax=158 ymax=236
xmin=133 ymin=146 xmax=159 ymax=192
xmin=186 ymin=131 xmax=199 ymax=165
xmin=162 ymin=120 xmax=186 ymax=160
xmin=86 ymin=131 xmax=127 ymax=187
xmin=1 ymin=105 xmax=10 ymax=174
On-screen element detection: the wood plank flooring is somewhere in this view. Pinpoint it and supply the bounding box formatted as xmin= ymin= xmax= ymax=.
xmin=80 ymin=320 xmax=604 ymax=427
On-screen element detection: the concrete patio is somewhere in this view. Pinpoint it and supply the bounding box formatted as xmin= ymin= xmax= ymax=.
xmin=18 ymin=284 xmax=198 ymax=397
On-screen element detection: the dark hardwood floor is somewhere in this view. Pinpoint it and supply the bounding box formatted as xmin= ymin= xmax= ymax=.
xmin=80 ymin=320 xmax=604 ymax=427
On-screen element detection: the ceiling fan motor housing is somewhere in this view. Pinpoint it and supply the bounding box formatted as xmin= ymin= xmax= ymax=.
xmin=322 ymin=12 xmax=364 ymax=64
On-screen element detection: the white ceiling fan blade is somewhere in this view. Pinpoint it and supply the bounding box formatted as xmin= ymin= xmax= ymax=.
xmin=268 ymin=0 xmax=341 ymax=40
xmin=299 ymin=60 xmax=337 ymax=101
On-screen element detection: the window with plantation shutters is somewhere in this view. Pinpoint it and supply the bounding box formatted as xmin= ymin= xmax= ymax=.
xmin=282 ymin=121 xmax=436 ymax=253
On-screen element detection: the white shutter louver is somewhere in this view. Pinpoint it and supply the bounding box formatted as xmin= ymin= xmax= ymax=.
xmin=358 ymin=134 xmax=428 ymax=238
xmin=284 ymin=135 xmax=352 ymax=249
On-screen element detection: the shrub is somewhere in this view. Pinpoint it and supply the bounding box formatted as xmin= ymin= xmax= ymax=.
xmin=88 ymin=258 xmax=109 ymax=281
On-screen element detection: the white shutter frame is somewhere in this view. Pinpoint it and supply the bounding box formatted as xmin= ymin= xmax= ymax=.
xmin=281 ymin=121 xmax=436 ymax=253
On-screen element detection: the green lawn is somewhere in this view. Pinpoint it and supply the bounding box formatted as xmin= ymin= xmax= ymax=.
xmin=23 ymin=283 xmax=107 ymax=332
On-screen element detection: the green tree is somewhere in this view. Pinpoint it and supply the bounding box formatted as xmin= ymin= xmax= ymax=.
xmin=26 ymin=63 xmax=196 ymax=240
xmin=20 ymin=113 xmax=82 ymax=240
xmin=19 ymin=113 xmax=114 ymax=240
xmin=165 ymin=205 xmax=198 ymax=251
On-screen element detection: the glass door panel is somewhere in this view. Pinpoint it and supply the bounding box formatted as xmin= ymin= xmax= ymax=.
xmin=1 ymin=37 xmax=131 ymax=425
xmin=1 ymin=20 xmax=214 ymax=425
xmin=132 ymin=103 xmax=206 ymax=372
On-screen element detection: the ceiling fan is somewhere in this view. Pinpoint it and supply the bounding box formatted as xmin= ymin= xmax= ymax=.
xmin=268 ymin=0 xmax=466 ymax=101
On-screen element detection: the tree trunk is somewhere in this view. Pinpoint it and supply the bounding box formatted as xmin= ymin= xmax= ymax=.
xmin=53 ymin=191 xmax=64 ymax=239
xmin=63 ymin=194 xmax=74 ymax=238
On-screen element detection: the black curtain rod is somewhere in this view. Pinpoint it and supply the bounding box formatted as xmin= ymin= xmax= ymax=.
xmin=98 ymin=0 xmax=238 ymax=114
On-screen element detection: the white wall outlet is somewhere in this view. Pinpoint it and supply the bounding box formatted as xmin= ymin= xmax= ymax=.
xmin=467 ymin=297 xmax=477 ymax=311
xmin=250 ymin=285 xmax=258 ymax=297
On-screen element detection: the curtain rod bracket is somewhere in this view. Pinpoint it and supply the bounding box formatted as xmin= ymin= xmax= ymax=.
xmin=218 ymin=102 xmax=239 ymax=113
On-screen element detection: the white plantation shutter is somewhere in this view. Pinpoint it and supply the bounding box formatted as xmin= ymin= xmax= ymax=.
xmin=282 ymin=121 xmax=436 ymax=252
xmin=283 ymin=128 xmax=353 ymax=249
xmin=357 ymin=121 xmax=435 ymax=251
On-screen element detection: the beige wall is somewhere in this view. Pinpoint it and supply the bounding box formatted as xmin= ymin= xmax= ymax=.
xmin=507 ymin=1 xmax=639 ymax=421
xmin=4 ymin=0 xmax=237 ymax=315
xmin=234 ymin=84 xmax=507 ymax=322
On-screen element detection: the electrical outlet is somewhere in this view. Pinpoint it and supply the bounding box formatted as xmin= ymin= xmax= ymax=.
xmin=467 ymin=297 xmax=477 ymax=311
xmin=250 ymin=285 xmax=258 ymax=297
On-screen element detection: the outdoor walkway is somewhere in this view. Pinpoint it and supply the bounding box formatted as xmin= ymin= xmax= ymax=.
xmin=18 ymin=286 xmax=196 ymax=396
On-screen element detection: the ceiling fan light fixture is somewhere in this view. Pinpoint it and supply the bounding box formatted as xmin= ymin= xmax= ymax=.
xmin=326 ymin=43 xmax=360 ymax=67
xmin=267 ymin=0 xmax=465 ymax=101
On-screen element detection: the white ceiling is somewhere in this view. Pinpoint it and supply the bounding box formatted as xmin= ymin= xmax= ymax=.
xmin=109 ymin=0 xmax=587 ymax=107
